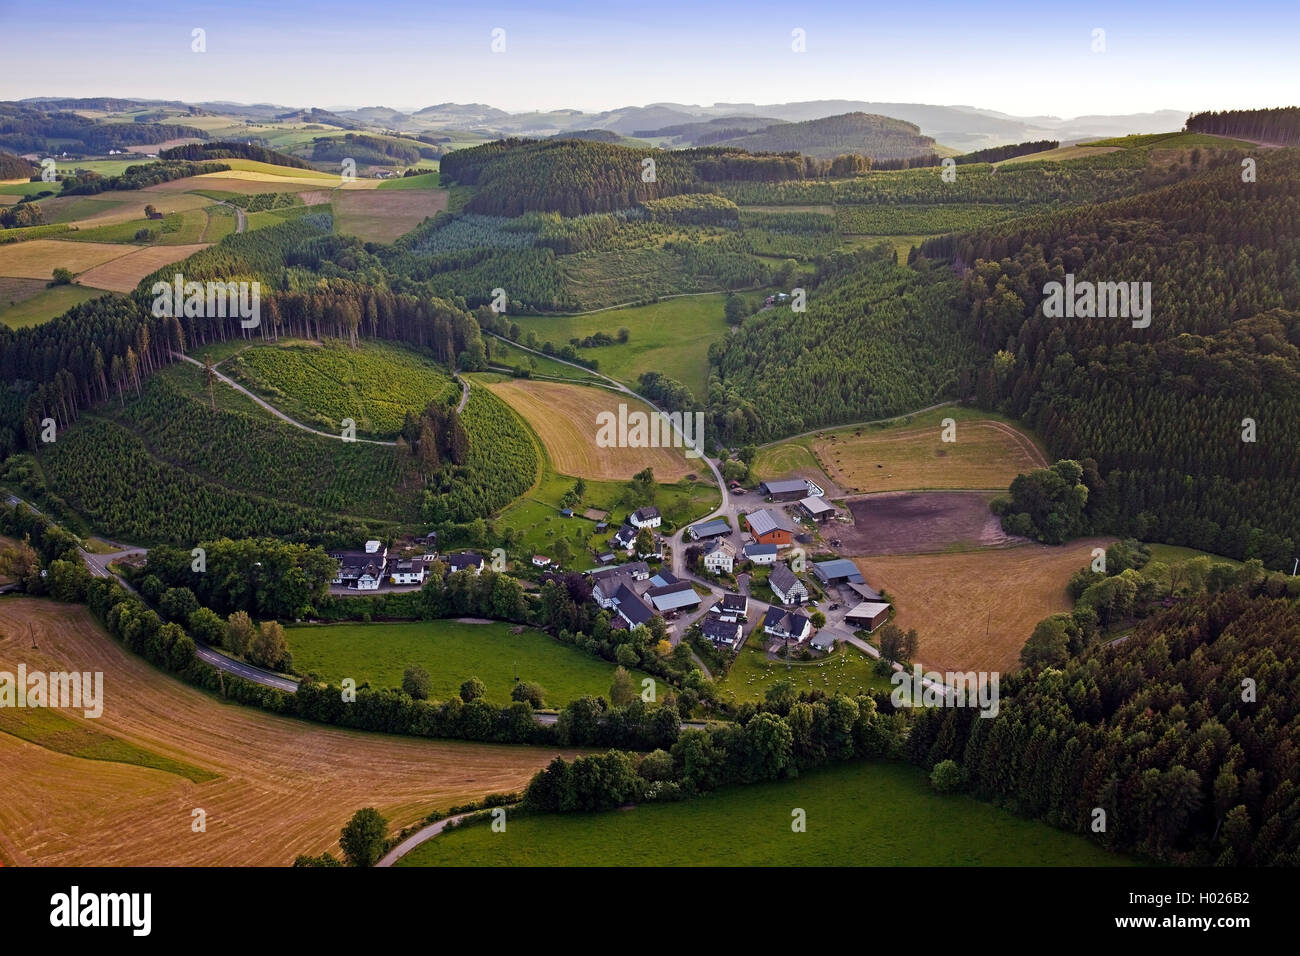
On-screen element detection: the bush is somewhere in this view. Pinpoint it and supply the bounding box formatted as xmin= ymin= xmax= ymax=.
xmin=511 ymin=681 xmax=546 ymax=708
xmin=930 ymin=759 xmax=965 ymax=794
xmin=402 ymin=664 xmax=432 ymax=700
xmin=339 ymin=807 xmax=388 ymax=867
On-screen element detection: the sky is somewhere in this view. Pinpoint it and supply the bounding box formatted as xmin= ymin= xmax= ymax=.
xmin=2 ymin=0 xmax=1297 ymax=118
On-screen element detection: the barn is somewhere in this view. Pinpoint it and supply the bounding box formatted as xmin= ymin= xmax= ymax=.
xmin=845 ymin=601 xmax=892 ymax=632
xmin=759 ymin=478 xmax=808 ymax=501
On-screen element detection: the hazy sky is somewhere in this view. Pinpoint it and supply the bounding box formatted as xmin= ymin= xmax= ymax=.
xmin=3 ymin=0 xmax=1297 ymax=117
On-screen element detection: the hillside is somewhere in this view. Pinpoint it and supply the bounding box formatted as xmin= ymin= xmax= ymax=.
xmin=712 ymin=112 xmax=943 ymax=161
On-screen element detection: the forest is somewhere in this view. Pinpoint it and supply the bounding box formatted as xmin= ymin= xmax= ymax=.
xmin=1185 ymin=106 xmax=1300 ymax=146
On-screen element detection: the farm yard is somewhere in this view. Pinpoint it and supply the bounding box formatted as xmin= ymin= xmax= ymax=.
xmin=284 ymin=619 xmax=651 ymax=708
xmin=853 ymin=538 xmax=1115 ymax=673
xmin=486 ymin=379 xmax=696 ymax=482
xmin=0 ymin=598 xmax=574 ymax=867
xmin=840 ymin=491 xmax=1018 ymax=555
xmin=397 ymin=758 xmax=1129 ymax=867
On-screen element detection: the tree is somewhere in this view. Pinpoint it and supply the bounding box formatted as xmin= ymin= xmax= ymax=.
xmin=188 ymin=606 xmax=225 ymax=645
xmin=47 ymin=558 xmax=91 ymax=603
xmin=459 ymin=676 xmax=486 ymax=702
xmin=511 ymin=681 xmax=546 ymax=708
xmin=158 ymin=586 xmax=199 ymax=624
xmin=402 ymin=664 xmax=431 ymax=700
xmin=224 ymin=610 xmax=256 ymax=656
xmin=249 ymin=619 xmax=289 ymax=670
xmin=765 ymin=678 xmax=796 ymax=715
xmin=1021 ymin=615 xmax=1070 ymax=668
xmin=724 ymin=292 xmax=745 ymax=325
xmin=552 ymin=537 xmax=573 ymax=567
xmin=930 ymin=759 xmax=964 ymax=793
xmin=809 ymin=610 xmax=826 ymax=629
xmin=609 ymin=666 xmax=637 ymax=706
xmin=0 ymin=539 xmax=42 ymax=593
xmin=634 ymin=526 xmax=655 ymax=557
xmin=339 ymin=807 xmax=387 ymax=867
xmin=877 ymin=623 xmax=905 ymax=662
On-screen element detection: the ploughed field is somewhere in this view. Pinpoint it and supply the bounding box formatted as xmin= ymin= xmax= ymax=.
xmin=0 ymin=599 xmax=573 ymax=866
xmin=839 ymin=491 xmax=1017 ymax=555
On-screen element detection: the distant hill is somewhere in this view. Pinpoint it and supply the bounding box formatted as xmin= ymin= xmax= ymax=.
xmin=710 ymin=112 xmax=942 ymax=161
xmin=636 ymin=115 xmax=784 ymax=145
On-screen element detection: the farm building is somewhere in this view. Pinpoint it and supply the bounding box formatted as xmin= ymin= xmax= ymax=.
xmin=709 ymin=592 xmax=748 ymax=622
xmin=629 ymin=506 xmax=662 ymax=529
xmin=769 ymin=563 xmax=809 ymax=606
xmin=845 ymin=601 xmax=892 ymax=632
xmin=614 ymin=584 xmax=657 ymax=628
xmin=702 ymin=539 xmax=736 ymax=574
xmin=560 ymin=508 xmax=574 ymax=518
xmin=744 ymin=543 xmax=779 ymax=565
xmin=445 ymin=552 xmax=485 ymax=575
xmin=597 ymin=551 xmax=617 ymax=564
xmin=743 ymin=508 xmax=795 ymax=547
xmin=812 ymin=558 xmax=866 ymax=587
xmin=797 ymin=496 xmax=836 ymax=522
xmin=846 ymin=580 xmax=884 ymax=602
xmin=701 ymin=616 xmax=743 ymax=647
xmin=647 ymin=581 xmax=701 ymax=614
xmin=759 ymin=478 xmax=808 ymax=501
xmin=763 ymin=607 xmax=811 ymax=643
xmin=809 ymin=631 xmax=837 ymax=652
xmin=649 ymin=570 xmax=679 ymax=588
xmin=688 ymin=518 xmax=730 ymax=540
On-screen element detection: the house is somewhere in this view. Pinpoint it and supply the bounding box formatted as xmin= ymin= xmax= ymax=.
xmin=388 ymin=558 xmax=427 ymax=585
xmin=335 ymin=555 xmax=384 ymax=590
xmin=811 ymin=558 xmax=866 ymax=587
xmin=647 ymin=581 xmax=700 ymax=614
xmin=845 ymin=601 xmax=892 ymax=632
xmin=810 ymin=630 xmax=837 ymax=652
xmin=769 ymin=563 xmax=809 ymax=606
xmin=592 ymin=571 xmax=634 ymax=608
xmin=611 ymin=524 xmax=638 ymax=552
xmin=797 ymin=496 xmax=836 ymax=522
xmin=531 ymin=555 xmax=552 ymax=568
xmin=743 ymin=508 xmax=794 ymax=547
xmin=589 ymin=561 xmax=650 ymax=582
xmin=744 ymin=542 xmax=779 ymax=566
xmin=614 ymin=584 xmax=657 ymax=628
xmin=701 ymin=616 xmax=743 ymax=647
xmin=763 ymin=606 xmax=811 ymax=643
xmin=629 ymin=506 xmax=662 ymax=529
xmin=709 ymin=592 xmax=748 ymax=622
xmin=446 ymin=552 xmax=485 ymax=575
xmin=758 ymin=478 xmax=807 ymax=501
xmin=701 ymin=538 xmax=736 ymax=574
xmin=688 ymin=518 xmax=730 ymax=540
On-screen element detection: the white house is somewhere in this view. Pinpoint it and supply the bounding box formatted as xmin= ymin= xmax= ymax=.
xmin=744 ymin=543 xmax=778 ymax=566
xmin=629 ymin=506 xmax=662 ymax=529
xmin=446 ymin=552 xmax=485 ymax=575
xmin=388 ymin=558 xmax=426 ymax=585
xmin=763 ymin=606 xmax=811 ymax=643
xmin=532 ymin=555 xmax=552 ymax=568
xmin=701 ymin=539 xmax=736 ymax=574
xmin=709 ymin=592 xmax=748 ymax=622
xmin=768 ymin=563 xmax=809 ymax=606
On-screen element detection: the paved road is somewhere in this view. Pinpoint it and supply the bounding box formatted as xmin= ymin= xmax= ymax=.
xmin=195 ymin=644 xmax=299 ymax=692
xmin=172 ymin=352 xmax=397 ymax=446
xmin=376 ymin=810 xmax=484 ymax=867
xmin=455 ymin=376 xmax=470 ymax=413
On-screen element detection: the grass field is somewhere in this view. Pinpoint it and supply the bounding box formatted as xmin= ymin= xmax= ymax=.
xmin=225 ymin=338 xmax=460 ymax=438
xmin=996 ymin=145 xmax=1121 ymax=166
xmin=1081 ymin=131 xmax=1255 ymax=150
xmin=1144 ymin=542 xmax=1244 ymax=568
xmin=483 ymin=338 xmax=604 ymax=384
xmin=378 ymin=171 xmax=442 ymax=189
xmin=332 ymin=188 xmax=449 ymax=242
xmin=510 ymin=295 xmax=734 ymax=400
xmin=717 ymin=634 xmax=893 ymax=706
xmin=0 ymin=283 xmax=106 ymax=329
xmin=76 ymin=242 xmax=210 ymax=292
xmin=0 ymin=598 xmax=576 ymax=866
xmin=285 ymin=620 xmax=649 ymax=708
xmin=854 ymin=537 xmax=1114 ymax=673
xmin=487 ymin=379 xmax=696 ymax=482
xmin=397 ymin=758 xmax=1132 ymax=867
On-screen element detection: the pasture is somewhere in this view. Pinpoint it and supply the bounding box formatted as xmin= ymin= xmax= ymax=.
xmin=397 ymin=758 xmax=1131 ymax=867
xmin=486 ymin=379 xmax=696 ymax=482
xmin=510 ymin=294 xmax=732 ymax=399
xmin=285 ymin=620 xmax=647 ymax=708
xmin=854 ymin=537 xmax=1114 ymax=673
xmin=717 ymin=636 xmax=893 ymax=706
xmin=0 ymin=598 xmax=573 ymax=866
xmin=0 ymin=283 xmax=106 ymax=329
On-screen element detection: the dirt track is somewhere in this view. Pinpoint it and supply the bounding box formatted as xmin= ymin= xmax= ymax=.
xmin=0 ymin=599 xmax=574 ymax=866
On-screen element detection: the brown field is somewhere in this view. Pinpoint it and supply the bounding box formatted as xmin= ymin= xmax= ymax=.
xmin=61 ymin=190 xmax=213 ymax=229
xmin=855 ymin=538 xmax=1115 ymax=673
xmin=143 ymin=176 xmax=334 ymax=196
xmin=77 ymin=243 xmax=210 ymax=292
xmin=0 ymin=599 xmax=575 ymax=866
xmin=332 ymin=188 xmax=449 ymax=242
xmin=0 ymin=239 xmax=136 ymax=279
xmin=0 ymin=276 xmax=47 ymax=307
xmin=487 ymin=379 xmax=694 ymax=481
xmin=814 ymin=419 xmax=1046 ymax=494
xmin=125 ymin=137 xmax=203 ymax=154
xmin=840 ymin=491 xmax=1018 ymax=555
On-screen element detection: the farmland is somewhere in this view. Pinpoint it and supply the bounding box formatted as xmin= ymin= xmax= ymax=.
xmin=225 ymin=339 xmax=461 ymax=438
xmin=0 ymin=283 xmax=105 ymax=329
xmin=397 ymin=758 xmax=1130 ymax=867
xmin=332 ymin=187 xmax=449 ymax=242
xmin=285 ymin=620 xmax=649 ymax=708
xmin=486 ymin=379 xmax=696 ymax=482
xmin=509 ymin=294 xmax=735 ymax=399
xmin=854 ymin=538 xmax=1115 ymax=673
xmin=840 ymin=491 xmax=1016 ymax=555
xmin=0 ymin=598 xmax=574 ymax=867
xmin=75 ymin=242 xmax=210 ymax=292
xmin=0 ymin=238 xmax=136 ymax=279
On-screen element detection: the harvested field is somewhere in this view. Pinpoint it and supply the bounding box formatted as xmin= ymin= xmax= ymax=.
xmin=332 ymin=188 xmax=449 ymax=242
xmin=125 ymin=137 xmax=203 ymax=154
xmin=487 ymin=379 xmax=694 ymax=482
xmin=77 ymin=242 xmax=210 ymax=292
xmin=854 ymin=538 xmax=1115 ymax=673
xmin=813 ymin=419 xmax=1046 ymax=494
xmin=840 ymin=490 xmax=1018 ymax=555
xmin=0 ymin=599 xmax=575 ymax=867
xmin=0 ymin=239 xmax=135 ymax=279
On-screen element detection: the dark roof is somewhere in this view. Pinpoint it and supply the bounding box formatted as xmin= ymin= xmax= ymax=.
xmin=702 ymin=617 xmax=741 ymax=643
xmin=759 ymin=479 xmax=807 ymax=495
xmin=632 ymin=506 xmax=661 ymax=522
xmin=689 ymin=519 xmax=730 ymax=539
xmin=651 ymin=570 xmax=679 ymax=587
xmin=744 ymin=543 xmax=778 ymax=557
xmin=614 ymin=584 xmax=656 ymax=626
xmin=769 ymin=563 xmax=802 ymax=596
xmin=447 ymin=552 xmax=483 ymax=570
xmin=765 ymin=606 xmax=809 ymax=635
xmin=721 ymin=592 xmax=747 ymax=611
xmin=812 ymin=558 xmax=865 ymax=584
